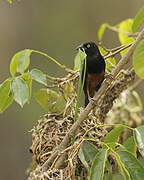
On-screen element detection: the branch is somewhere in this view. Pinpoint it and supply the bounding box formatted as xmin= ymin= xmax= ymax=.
xmin=106 ymin=24 xmax=138 ymax=37
xmin=33 ymin=50 xmax=75 ymax=74
xmin=42 ymin=27 xmax=144 ymax=170
xmin=104 ymin=43 xmax=133 ymax=59
xmin=95 ymin=70 xmax=135 ymax=122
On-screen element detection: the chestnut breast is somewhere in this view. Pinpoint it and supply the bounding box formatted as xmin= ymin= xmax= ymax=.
xmin=86 ymin=71 xmax=105 ymax=97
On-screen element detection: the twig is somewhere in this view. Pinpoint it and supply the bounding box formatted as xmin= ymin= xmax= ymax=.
xmin=104 ymin=43 xmax=133 ymax=59
xmin=32 ymin=49 xmax=75 ymax=74
xmin=112 ymin=28 xmax=144 ymax=75
xmin=100 ymin=42 xmax=132 ymax=54
xmin=47 ymin=72 xmax=78 ymax=88
xmin=109 ymin=43 xmax=132 ymax=53
xmin=106 ymin=25 xmax=133 ymax=36
xmin=42 ymin=27 xmax=144 ymax=170
xmin=46 ymin=75 xmax=62 ymax=82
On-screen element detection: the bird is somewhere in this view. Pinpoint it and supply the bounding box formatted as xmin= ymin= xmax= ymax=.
xmin=76 ymin=42 xmax=105 ymax=106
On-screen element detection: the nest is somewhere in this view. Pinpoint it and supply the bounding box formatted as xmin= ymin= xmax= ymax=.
xmin=28 ymin=111 xmax=107 ymax=180
xmin=28 ymin=160 xmax=86 ymax=180
xmin=29 ymin=114 xmax=74 ymax=165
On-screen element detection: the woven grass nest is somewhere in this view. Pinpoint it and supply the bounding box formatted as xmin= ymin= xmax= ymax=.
xmin=27 ymin=112 xmax=106 ymax=180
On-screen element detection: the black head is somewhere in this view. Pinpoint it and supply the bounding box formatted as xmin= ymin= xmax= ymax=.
xmin=76 ymin=42 xmax=100 ymax=56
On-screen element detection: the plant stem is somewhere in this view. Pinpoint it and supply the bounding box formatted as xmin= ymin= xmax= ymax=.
xmin=32 ymin=50 xmax=74 ymax=73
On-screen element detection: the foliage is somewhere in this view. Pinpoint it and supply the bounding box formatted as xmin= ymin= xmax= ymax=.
xmin=7 ymin=0 xmax=13 ymax=3
xmin=0 ymin=49 xmax=78 ymax=114
xmin=132 ymin=7 xmax=144 ymax=33
xmin=1 ymin=5 xmax=144 ymax=180
xmin=78 ymin=125 xmax=144 ymax=180
xmin=98 ymin=7 xmax=144 ymax=78
xmin=133 ymin=40 xmax=144 ymax=78
xmin=1 ymin=5 xmax=144 ymax=114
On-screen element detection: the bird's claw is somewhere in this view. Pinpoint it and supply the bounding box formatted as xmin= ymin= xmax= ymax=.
xmin=105 ymin=73 xmax=115 ymax=81
xmin=89 ymin=97 xmax=97 ymax=106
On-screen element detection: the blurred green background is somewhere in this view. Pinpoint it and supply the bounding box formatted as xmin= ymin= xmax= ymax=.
xmin=0 ymin=0 xmax=144 ymax=179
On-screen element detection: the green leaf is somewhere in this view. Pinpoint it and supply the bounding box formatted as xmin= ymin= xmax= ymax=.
xmin=103 ymin=127 xmax=124 ymax=148
xmin=104 ymin=161 xmax=113 ymax=180
xmin=10 ymin=49 xmax=32 ymax=76
xmin=112 ymin=151 xmax=130 ymax=180
xmin=0 ymin=78 xmax=13 ymax=113
xmin=74 ymin=50 xmax=86 ymax=118
xmin=63 ymin=82 xmax=74 ymax=100
xmin=78 ymin=141 xmax=98 ymax=170
xmin=10 ymin=53 xmax=18 ymax=76
xmin=133 ymin=40 xmax=144 ymax=79
xmin=117 ymin=150 xmax=144 ymax=180
xmin=7 ymin=0 xmax=13 ymax=3
xmin=34 ymin=88 xmax=66 ymax=113
xmin=132 ymin=7 xmax=144 ymax=33
xmin=89 ymin=149 xmax=108 ymax=180
xmin=123 ymin=136 xmax=137 ymax=156
xmin=78 ymin=147 xmax=89 ymax=170
xmin=97 ymin=23 xmax=108 ymax=41
xmin=20 ymin=73 xmax=32 ymax=99
xmin=133 ymin=125 xmax=144 ymax=157
xmin=30 ymin=68 xmax=47 ymax=86
xmin=74 ymin=49 xmax=86 ymax=70
xmin=106 ymin=57 xmax=116 ymax=72
xmin=118 ymin=19 xmax=134 ymax=48
xmin=111 ymin=173 xmax=123 ymax=180
xmin=99 ymin=46 xmax=116 ymax=72
xmin=11 ymin=77 xmax=30 ymax=107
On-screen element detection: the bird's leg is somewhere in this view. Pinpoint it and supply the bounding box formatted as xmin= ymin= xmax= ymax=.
xmin=86 ymin=87 xmax=98 ymax=106
xmin=87 ymin=87 xmax=91 ymax=103
xmin=90 ymin=92 xmax=98 ymax=106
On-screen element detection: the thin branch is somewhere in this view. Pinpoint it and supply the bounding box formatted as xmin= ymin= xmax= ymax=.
xmin=109 ymin=43 xmax=132 ymax=53
xmin=112 ymin=29 xmax=144 ymax=76
xmin=101 ymin=25 xmax=142 ymax=40
xmin=32 ymin=50 xmax=75 ymax=74
xmin=104 ymin=43 xmax=133 ymax=59
xmin=99 ymin=42 xmax=131 ymax=54
xmin=106 ymin=25 xmax=134 ymax=37
xmin=42 ymin=27 xmax=144 ymax=170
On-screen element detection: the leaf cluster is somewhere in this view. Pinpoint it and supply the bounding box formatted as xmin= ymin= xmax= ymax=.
xmin=98 ymin=7 xmax=144 ymax=78
xmin=78 ymin=125 xmax=144 ymax=180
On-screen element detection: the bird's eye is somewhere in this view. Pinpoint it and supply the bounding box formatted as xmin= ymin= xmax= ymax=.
xmin=87 ymin=44 xmax=91 ymax=48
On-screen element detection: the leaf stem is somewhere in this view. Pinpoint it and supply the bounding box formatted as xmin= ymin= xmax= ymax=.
xmin=97 ymin=124 xmax=134 ymax=130
xmin=32 ymin=50 xmax=74 ymax=73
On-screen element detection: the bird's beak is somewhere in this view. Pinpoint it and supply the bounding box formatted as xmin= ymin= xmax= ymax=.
xmin=75 ymin=44 xmax=83 ymax=50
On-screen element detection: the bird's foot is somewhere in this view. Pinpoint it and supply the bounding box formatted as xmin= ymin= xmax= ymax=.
xmin=105 ymin=73 xmax=115 ymax=81
xmin=89 ymin=97 xmax=97 ymax=106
